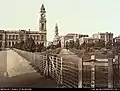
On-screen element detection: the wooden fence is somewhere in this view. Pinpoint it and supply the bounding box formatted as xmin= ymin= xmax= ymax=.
xmin=13 ymin=48 xmax=120 ymax=88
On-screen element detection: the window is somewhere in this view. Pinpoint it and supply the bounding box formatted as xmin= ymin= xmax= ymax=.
xmin=37 ymin=35 xmax=39 ymax=40
xmin=9 ymin=42 xmax=11 ymax=46
xmin=41 ymin=35 xmax=44 ymax=40
xmin=9 ymin=35 xmax=11 ymax=40
xmin=13 ymin=35 xmax=15 ymax=39
xmin=0 ymin=34 xmax=2 ymax=40
xmin=34 ymin=35 xmax=35 ymax=40
xmin=12 ymin=42 xmax=14 ymax=46
xmin=0 ymin=42 xmax=2 ymax=47
xmin=16 ymin=35 xmax=18 ymax=40
xmin=41 ymin=23 xmax=44 ymax=30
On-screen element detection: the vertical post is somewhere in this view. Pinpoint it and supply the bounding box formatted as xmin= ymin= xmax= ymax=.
xmin=91 ymin=61 xmax=95 ymax=88
xmin=50 ymin=56 xmax=52 ymax=77
xmin=108 ymin=58 xmax=113 ymax=88
xmin=60 ymin=57 xmax=63 ymax=85
xmin=78 ymin=58 xmax=83 ymax=88
xmin=52 ymin=56 xmax=54 ymax=78
xmin=115 ymin=55 xmax=119 ymax=87
xmin=54 ymin=56 xmax=56 ymax=79
xmin=42 ymin=55 xmax=44 ymax=75
xmin=91 ymin=55 xmax=95 ymax=88
xmin=34 ymin=53 xmax=36 ymax=66
xmin=56 ymin=57 xmax=58 ymax=81
xmin=46 ymin=55 xmax=49 ymax=77
xmin=43 ymin=55 xmax=48 ymax=77
xmin=47 ymin=55 xmax=50 ymax=77
xmin=118 ymin=53 xmax=120 ymax=87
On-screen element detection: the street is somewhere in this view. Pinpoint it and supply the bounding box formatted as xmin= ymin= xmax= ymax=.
xmin=0 ymin=49 xmax=56 ymax=88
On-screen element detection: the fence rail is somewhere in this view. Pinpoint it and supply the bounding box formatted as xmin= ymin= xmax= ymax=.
xmin=13 ymin=48 xmax=120 ymax=88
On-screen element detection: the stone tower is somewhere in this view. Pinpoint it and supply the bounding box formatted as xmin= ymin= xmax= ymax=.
xmin=54 ymin=23 xmax=59 ymax=38
xmin=39 ymin=4 xmax=47 ymax=46
xmin=39 ymin=4 xmax=47 ymax=32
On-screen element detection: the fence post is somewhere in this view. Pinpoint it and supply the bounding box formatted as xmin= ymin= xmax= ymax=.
xmin=60 ymin=57 xmax=63 ymax=85
xmin=52 ymin=56 xmax=54 ymax=78
xmin=118 ymin=53 xmax=120 ymax=87
xmin=114 ymin=55 xmax=119 ymax=87
xmin=108 ymin=58 xmax=113 ymax=88
xmin=56 ymin=57 xmax=58 ymax=81
xmin=47 ymin=55 xmax=50 ymax=77
xmin=43 ymin=55 xmax=48 ymax=77
xmin=78 ymin=58 xmax=83 ymax=88
xmin=91 ymin=55 xmax=95 ymax=88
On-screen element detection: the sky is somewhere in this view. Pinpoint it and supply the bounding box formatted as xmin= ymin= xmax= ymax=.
xmin=0 ymin=0 xmax=120 ymax=41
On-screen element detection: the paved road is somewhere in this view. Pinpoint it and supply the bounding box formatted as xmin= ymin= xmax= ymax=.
xmin=0 ymin=49 xmax=56 ymax=88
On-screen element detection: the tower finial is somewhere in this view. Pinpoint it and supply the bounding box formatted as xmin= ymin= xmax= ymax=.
xmin=41 ymin=4 xmax=45 ymax=11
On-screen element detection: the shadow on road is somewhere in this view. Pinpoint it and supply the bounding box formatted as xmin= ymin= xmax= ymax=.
xmin=0 ymin=72 xmax=57 ymax=88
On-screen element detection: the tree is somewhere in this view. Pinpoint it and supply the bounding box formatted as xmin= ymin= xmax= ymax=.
xmin=94 ymin=40 xmax=105 ymax=49
xmin=87 ymin=43 xmax=95 ymax=48
xmin=112 ymin=42 xmax=120 ymax=55
xmin=19 ymin=41 xmax=25 ymax=50
xmin=24 ymin=38 xmax=36 ymax=52
xmin=57 ymin=40 xmax=61 ymax=48
xmin=81 ymin=42 xmax=87 ymax=49
xmin=69 ymin=40 xmax=74 ymax=48
xmin=105 ymin=41 xmax=112 ymax=49
xmin=65 ymin=41 xmax=69 ymax=49
xmin=75 ymin=39 xmax=80 ymax=49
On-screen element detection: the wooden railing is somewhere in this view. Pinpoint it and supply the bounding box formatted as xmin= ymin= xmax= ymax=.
xmin=13 ymin=48 xmax=120 ymax=88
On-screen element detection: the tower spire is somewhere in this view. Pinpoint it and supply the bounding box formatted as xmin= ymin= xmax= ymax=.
xmin=54 ymin=23 xmax=59 ymax=38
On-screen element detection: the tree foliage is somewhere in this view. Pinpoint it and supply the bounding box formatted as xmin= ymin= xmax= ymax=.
xmin=14 ymin=38 xmax=46 ymax=53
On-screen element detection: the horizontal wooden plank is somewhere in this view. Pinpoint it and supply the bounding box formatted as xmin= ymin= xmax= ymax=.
xmin=63 ymin=79 xmax=78 ymax=88
xmin=62 ymin=65 xmax=78 ymax=70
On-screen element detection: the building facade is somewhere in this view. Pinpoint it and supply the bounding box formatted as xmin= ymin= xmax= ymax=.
xmin=0 ymin=4 xmax=47 ymax=49
xmin=59 ymin=33 xmax=89 ymax=48
xmin=92 ymin=32 xmax=113 ymax=43
xmin=113 ymin=36 xmax=120 ymax=43
xmin=79 ymin=37 xmax=100 ymax=45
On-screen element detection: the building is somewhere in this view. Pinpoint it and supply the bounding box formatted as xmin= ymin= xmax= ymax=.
xmin=73 ymin=34 xmax=89 ymax=42
xmin=92 ymin=32 xmax=113 ymax=43
xmin=79 ymin=37 xmax=100 ymax=45
xmin=59 ymin=33 xmax=89 ymax=48
xmin=0 ymin=4 xmax=47 ymax=49
xmin=113 ymin=36 xmax=120 ymax=43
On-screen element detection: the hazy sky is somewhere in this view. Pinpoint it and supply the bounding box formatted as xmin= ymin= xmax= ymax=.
xmin=0 ymin=0 xmax=120 ymax=41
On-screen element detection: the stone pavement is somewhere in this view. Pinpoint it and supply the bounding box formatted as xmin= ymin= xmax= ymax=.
xmin=0 ymin=49 xmax=56 ymax=88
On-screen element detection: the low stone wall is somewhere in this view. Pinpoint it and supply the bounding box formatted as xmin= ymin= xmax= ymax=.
xmin=13 ymin=48 xmax=44 ymax=66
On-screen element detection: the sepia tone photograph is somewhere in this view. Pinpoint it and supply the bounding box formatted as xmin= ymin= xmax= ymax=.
xmin=0 ymin=0 xmax=120 ymax=90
